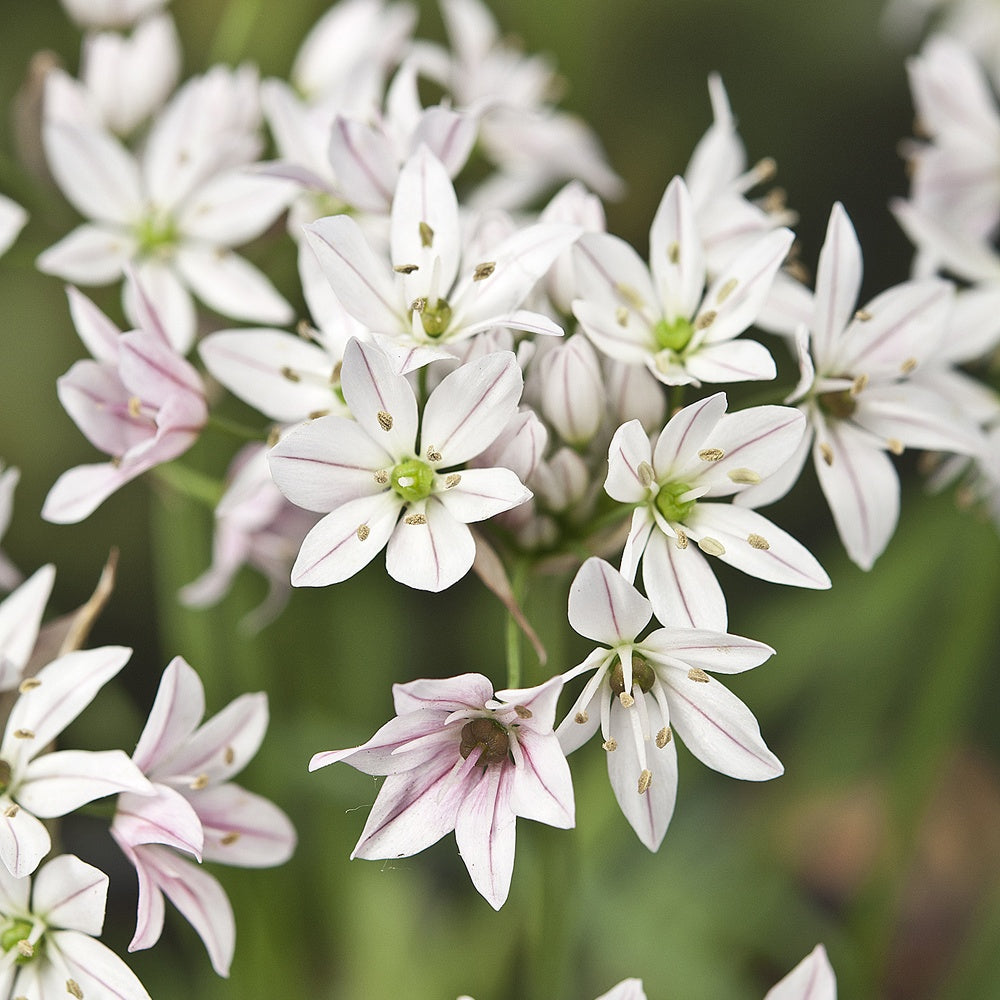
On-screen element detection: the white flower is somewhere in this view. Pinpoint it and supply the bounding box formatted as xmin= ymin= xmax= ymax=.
xmin=60 ymin=0 xmax=167 ymax=29
xmin=268 ymin=338 xmax=531 ymax=591
xmin=0 ymin=565 xmax=55 ymax=692
xmin=0 ymin=197 xmax=27 ymax=260
xmin=0 ymin=465 xmax=22 ymax=593
xmin=0 ymin=854 xmax=150 ymax=999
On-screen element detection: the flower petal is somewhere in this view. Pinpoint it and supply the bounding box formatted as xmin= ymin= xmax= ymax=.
xmin=641 ymin=628 xmax=774 ymax=674
xmin=649 ymin=176 xmax=705 ymax=322
xmin=18 ymin=749 xmax=152 ymax=817
xmin=194 ymin=783 xmax=296 ymax=867
xmin=434 ymin=467 xmax=531 ymax=522
xmin=811 ymin=203 xmax=863 ymax=365
xmin=568 ymin=557 xmax=651 ymax=645
xmin=37 ymin=224 xmax=135 ymax=284
xmin=0 ymin=798 xmax=51 ymax=878
xmin=606 ymin=419 xmax=654 ymax=504
xmin=33 ymin=854 xmax=108 ymax=935
xmin=385 ymin=499 xmax=476 ymax=591
xmin=641 ymin=529 xmax=728 ymax=630
xmin=454 ymin=763 xmax=517 ymax=909
xmin=764 ymin=944 xmax=837 ymax=1000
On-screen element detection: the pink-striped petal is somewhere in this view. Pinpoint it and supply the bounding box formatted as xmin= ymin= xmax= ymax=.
xmin=568 ymin=557 xmax=651 ymax=645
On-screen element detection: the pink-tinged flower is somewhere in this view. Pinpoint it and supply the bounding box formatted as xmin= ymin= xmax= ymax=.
xmin=0 ymin=565 xmax=55 ymax=692
xmin=0 ymin=196 xmax=27 ymax=260
xmin=595 ymin=981 xmax=647 ymax=1000
xmin=268 ymin=338 xmax=531 ymax=591
xmin=0 ymin=854 xmax=150 ymax=999
xmin=742 ymin=203 xmax=984 ymax=570
xmin=558 ymin=558 xmax=779 ymax=851
xmin=0 ymin=645 xmax=153 ymax=877
xmin=310 ymin=673 xmax=573 ymax=910
xmin=42 ymin=282 xmax=208 ymax=524
xmin=304 ymin=145 xmax=579 ymax=373
xmin=765 ymin=944 xmax=837 ymax=999
xmin=607 ymin=393 xmax=829 ymax=631
xmin=0 ymin=464 xmax=22 ymax=592
xmin=180 ymin=442 xmax=317 ymax=630
xmin=573 ymin=175 xmax=793 ymax=387
xmin=112 ymin=655 xmax=295 ymax=977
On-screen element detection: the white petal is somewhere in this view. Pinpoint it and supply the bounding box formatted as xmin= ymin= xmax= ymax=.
xmin=683 ymin=338 xmax=776 ymax=383
xmin=652 ymin=392 xmax=728 ymax=475
xmin=641 ymin=529 xmax=728 ymax=630
xmin=606 ymin=419 xmax=654 ymax=504
xmin=385 ymin=499 xmax=476 ymax=591
xmin=66 ymin=286 xmax=122 ymax=363
xmin=0 ymin=565 xmax=55 ymax=686
xmin=641 ymin=628 xmax=773 ymax=674
xmin=37 ymin=224 xmax=135 ymax=284
xmin=341 ymin=337 xmax=419 ymax=455
xmin=454 ymin=763 xmax=517 ymax=909
xmin=649 ymin=176 xmax=705 ymax=322
xmin=811 ymin=203 xmax=863 ymax=364
xmin=0 ymin=798 xmax=51 ymax=877
xmin=855 ymin=384 xmax=984 ymax=455
xmin=177 ymin=170 xmax=293 ymax=246
xmin=573 ymin=232 xmax=659 ymax=317
xmin=509 ymin=731 xmax=574 ymax=828
xmin=327 ymin=116 xmax=397 ymax=212
xmin=195 ymin=783 xmax=296 ymax=867
xmin=124 ymin=259 xmax=196 ymax=354
xmin=33 ymin=854 xmax=108 ymax=935
xmin=434 ymin=467 xmax=531 ymax=522
xmin=114 ymin=784 xmax=204 ymax=857
xmin=51 ymin=930 xmax=152 ymax=999
xmin=41 ymin=462 xmax=136 ymax=524
xmin=764 ymin=944 xmax=837 ymax=1000
xmin=665 ymin=671 xmax=783 ymax=780
xmin=568 ymin=557 xmax=651 ymax=645
xmin=0 ymin=195 xmax=27 ymax=257
xmin=18 ymin=749 xmax=152 ymax=817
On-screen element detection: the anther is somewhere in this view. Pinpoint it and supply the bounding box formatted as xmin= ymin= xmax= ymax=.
xmin=17 ymin=939 xmax=32 ymax=958
xmin=820 ymin=443 xmax=834 ymax=466
xmin=851 ymin=374 xmax=868 ymax=395
xmin=224 ymin=746 xmax=235 ymax=765
xmin=854 ymin=308 xmax=872 ymax=321
xmin=688 ymin=667 xmax=710 ymax=683
xmin=357 ymin=524 xmax=370 ymax=541
xmin=698 ymin=448 xmax=724 ymax=461
xmin=727 ymin=467 xmax=761 ymax=484
xmin=404 ymin=513 xmax=427 ymax=525
xmin=637 ymin=461 xmax=655 ymax=488
xmin=190 ymin=773 xmax=209 ymax=790
xmin=615 ymin=307 xmax=629 ymax=327
xmin=473 ymin=262 xmax=496 ymax=281
xmin=280 ymin=366 xmax=301 ymax=383
xmin=619 ymin=691 xmax=635 ymax=708
xmin=695 ymin=310 xmax=717 ymax=330
xmin=667 ymin=241 xmax=680 ymax=264
xmin=394 ymin=263 xmax=419 ymax=274
xmin=674 ymin=529 xmax=688 ymax=550
xmin=716 ymin=277 xmax=739 ymax=304
xmin=308 ymin=409 xmax=330 ymax=420
xmin=374 ymin=469 xmax=389 ymax=485
xmin=411 ymin=296 xmax=427 ymax=313
xmin=419 ymin=221 xmax=434 ymax=247
xmin=13 ymin=729 xmax=34 ymax=740
xmin=426 ymin=446 xmax=442 ymax=462
xmin=267 ymin=427 xmax=281 ymax=448
xmin=220 ymin=832 xmax=241 ymax=846
xmin=3 ymin=805 xmax=18 ymax=817
xmin=17 ymin=678 xmax=41 ymax=693
xmin=444 ymin=473 xmax=461 ymax=489
xmin=887 ymin=438 xmax=904 ymax=455
xmin=574 ymin=711 xmax=589 ymax=724
xmin=514 ymin=705 xmax=533 ymax=719
xmin=656 ymin=726 xmax=672 ymax=748
xmin=901 ymin=357 xmax=918 ymax=374
xmin=127 ymin=396 xmax=142 ymax=417
xmin=603 ymin=738 xmax=618 ymax=752
xmin=697 ymin=537 xmax=726 ymax=557
xmin=637 ymin=769 xmax=653 ymax=794
xmin=747 ymin=533 xmax=770 ymax=550
xmin=615 ymin=282 xmax=646 ymax=309
xmin=330 ymin=361 xmax=342 ymax=384
xmin=67 ymin=979 xmax=84 ymax=999
xmin=377 ymin=411 xmax=393 ymax=431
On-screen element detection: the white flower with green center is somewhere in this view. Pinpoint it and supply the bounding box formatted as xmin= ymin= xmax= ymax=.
xmin=606 ymin=392 xmax=830 ymax=630
xmin=572 ymin=174 xmax=792 ymax=387
xmin=268 ymin=337 xmax=531 ymax=591
xmin=0 ymin=854 xmax=150 ymax=999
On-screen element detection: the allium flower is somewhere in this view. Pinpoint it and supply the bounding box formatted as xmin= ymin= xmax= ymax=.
xmin=0 ymin=465 xmax=22 ymax=592
xmin=0 ymin=197 xmax=27 ymax=260
xmin=42 ymin=280 xmax=207 ymax=524
xmin=607 ymin=392 xmax=829 ymax=630
xmin=743 ymin=203 xmax=983 ymax=569
xmin=0 ymin=565 xmax=55 ymax=692
xmin=310 ymin=673 xmax=573 ymax=910
xmin=558 ymin=558 xmax=780 ymax=851
xmin=765 ymin=944 xmax=837 ymax=999
xmin=112 ymin=656 xmax=296 ymax=976
xmin=0 ymin=854 xmax=150 ymax=999
xmin=304 ymin=145 xmax=579 ymax=373
xmin=573 ymin=175 xmax=793 ymax=386
xmin=60 ymin=0 xmax=168 ymax=29
xmin=268 ymin=337 xmax=531 ymax=591
xmin=0 ymin=644 xmax=153 ymax=877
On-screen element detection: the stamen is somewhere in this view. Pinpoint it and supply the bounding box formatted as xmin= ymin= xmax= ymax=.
xmin=694 ymin=310 xmax=717 ymax=330
xmin=887 ymin=438 xmax=904 ymax=455
xmin=514 ymin=705 xmax=532 ymax=719
xmin=66 ymin=979 xmax=84 ymax=1000
xmin=224 ymin=746 xmax=235 ymax=765
xmin=17 ymin=939 xmax=32 ymax=958
xmin=637 ymin=769 xmax=652 ymax=794
xmin=374 ymin=469 xmax=389 ymax=485
xmin=747 ymin=533 xmax=770 ymax=550
xmin=308 ymin=409 xmax=330 ymax=420
xmin=404 ymin=513 xmax=428 ymax=525
xmin=901 ymin=357 xmax=918 ymax=375
xmin=819 ymin=442 xmax=834 ymax=466
xmin=851 ymin=374 xmax=868 ymax=395
xmin=638 ymin=461 xmax=655 ymax=488
xmin=221 ymin=832 xmax=241 ymax=845
xmin=13 ymin=729 xmax=34 ymax=740
xmin=727 ymin=467 xmax=761 ymax=484
xmin=667 ymin=241 xmax=680 ymax=264
xmin=17 ymin=678 xmax=40 ymax=693
xmin=715 ymin=277 xmax=738 ymax=304
xmin=394 ymin=263 xmax=419 ymax=274
xmin=411 ymin=296 xmax=427 ymax=313
xmin=602 ymin=738 xmax=618 ymax=752
xmin=854 ymin=308 xmax=872 ymax=321
xmin=674 ymin=529 xmax=688 ymax=550
xmin=473 ymin=262 xmax=496 ymax=281
xmin=444 ymin=473 xmax=461 ymax=489
xmin=619 ymin=691 xmax=635 ymax=708
xmin=688 ymin=667 xmax=711 ymax=683
xmin=656 ymin=726 xmax=671 ymax=748
xmin=574 ymin=711 xmax=589 ymax=724
xmin=697 ymin=537 xmax=726 ymax=556
xmin=127 ymin=396 xmax=143 ymax=417
xmin=419 ymin=221 xmax=434 ymax=247
xmin=426 ymin=446 xmax=442 ymax=462
xmin=615 ymin=307 xmax=629 ymax=327
xmin=3 ymin=805 xmax=18 ymax=817
xmin=615 ymin=282 xmax=646 ymax=310
xmin=377 ymin=411 xmax=393 ymax=431
xmin=190 ymin=773 xmax=209 ymax=790
xmin=698 ymin=448 xmax=724 ymax=462
xmin=280 ymin=366 xmax=301 ymax=383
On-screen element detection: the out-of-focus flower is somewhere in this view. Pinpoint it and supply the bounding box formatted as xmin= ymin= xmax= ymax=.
xmin=0 ymin=197 xmax=27 ymax=260
xmin=573 ymin=175 xmax=793 ymax=387
xmin=310 ymin=673 xmax=573 ymax=909
xmin=269 ymin=338 xmax=531 ymax=591
xmin=42 ymin=280 xmax=208 ymax=524
xmin=607 ymin=392 xmax=829 ymax=630
xmin=113 ymin=656 xmax=296 ymax=976
xmin=765 ymin=944 xmax=837 ymax=999
xmin=0 ymin=565 xmax=55 ymax=692
xmin=0 ymin=465 xmax=22 ymax=592
xmin=0 ymin=854 xmax=151 ymax=999
xmin=39 ymin=65 xmax=292 ymax=352
xmin=0 ymin=644 xmax=153 ymax=877
xmin=558 ymin=558 xmax=779 ymax=851
xmin=60 ymin=0 xmax=168 ymax=30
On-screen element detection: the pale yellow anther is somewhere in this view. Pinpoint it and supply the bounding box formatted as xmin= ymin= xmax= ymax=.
xmin=654 ymin=351 xmax=674 ymax=374
xmin=296 ymin=320 xmax=312 ymax=338
xmin=727 ymin=467 xmax=761 ymax=485
xmin=603 ymin=738 xmax=618 ymax=752
xmin=419 ymin=221 xmax=434 ymax=247
xmin=357 ymin=524 xmax=370 ymax=541
xmin=394 ymin=263 xmax=419 ymax=274
xmin=688 ymin=667 xmax=711 ymax=683
xmin=444 ymin=473 xmax=461 ymax=489
xmin=637 ymin=769 xmax=653 ymax=794
xmin=374 ymin=469 xmax=389 ymax=485
xmin=17 ymin=678 xmax=41 ymax=693
xmin=377 ymin=411 xmax=393 ymax=432
xmin=66 ymin=979 xmax=84 ymax=1000
xmin=410 ymin=296 xmax=427 ymax=313
xmin=426 ymin=446 xmax=442 ymax=462
xmin=667 ymin=241 xmax=680 ymax=264
xmin=266 ymin=427 xmax=282 ymax=448
xmin=656 ymin=726 xmax=672 ymax=748
xmin=698 ymin=447 xmax=725 ymax=462
xmin=404 ymin=513 xmax=428 ymax=525
xmin=13 ymin=729 xmax=34 ymax=740
xmin=127 ymin=396 xmax=143 ymax=417
xmin=574 ymin=711 xmax=589 ymax=725
xmin=697 ymin=536 xmax=726 ymax=557
xmin=16 ymin=939 xmax=32 ymax=958
xmin=820 ymin=442 xmax=834 ymax=466
xmin=3 ymin=805 xmax=19 ymax=818
xmin=190 ymin=773 xmax=210 ymax=790
xmin=615 ymin=306 xmax=629 ymax=327
xmin=280 ymin=366 xmax=301 ymax=383
xmin=220 ymin=832 xmax=241 ymax=846
xmin=754 ymin=156 xmax=778 ymax=183
xmin=514 ymin=705 xmax=533 ymax=719
xmin=901 ymin=357 xmax=918 ymax=375
xmin=619 ymin=691 xmax=635 ymax=708
xmin=224 ymin=746 xmax=235 ymax=765
xmin=715 ymin=277 xmax=739 ymax=305
xmin=473 ymin=261 xmax=496 ymax=281
xmin=695 ymin=310 xmax=717 ymax=330
xmin=637 ymin=461 xmax=655 ymax=488
xmin=330 ymin=361 xmax=342 ymax=385
xmin=887 ymin=437 xmax=904 ymax=455
xmin=851 ymin=374 xmax=868 ymax=395
xmin=674 ymin=529 xmax=689 ymax=550
xmin=615 ymin=282 xmax=646 ymax=310
xmin=747 ymin=533 xmax=770 ymax=550
xmin=110 ymin=455 xmax=123 ymax=468
xmin=854 ymin=308 xmax=872 ymax=321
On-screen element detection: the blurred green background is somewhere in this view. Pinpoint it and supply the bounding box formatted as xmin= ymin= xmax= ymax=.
xmin=1 ymin=0 xmax=999 ymax=998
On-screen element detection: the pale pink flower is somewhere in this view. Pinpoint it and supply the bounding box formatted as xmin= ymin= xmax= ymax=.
xmin=310 ymin=672 xmax=573 ymax=910
xmin=765 ymin=944 xmax=837 ymax=999
xmin=42 ymin=281 xmax=207 ymax=524
xmin=0 ymin=854 xmax=150 ymax=999
xmin=268 ymin=337 xmax=531 ymax=591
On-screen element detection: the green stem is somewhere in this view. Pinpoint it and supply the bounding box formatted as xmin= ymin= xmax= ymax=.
xmin=207 ymin=413 xmax=269 ymax=442
xmin=505 ymin=558 xmax=530 ymax=689
xmin=153 ymin=461 xmax=225 ymax=508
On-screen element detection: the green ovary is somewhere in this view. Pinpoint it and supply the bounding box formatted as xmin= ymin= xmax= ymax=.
xmin=134 ymin=214 xmax=178 ymax=257
xmin=609 ymin=654 xmax=655 ymax=696
xmin=652 ymin=317 xmax=694 ymax=353
xmin=654 ymin=481 xmax=696 ymax=522
xmin=418 ymin=299 xmax=453 ymax=338
xmin=817 ymin=389 xmax=857 ymax=420
xmin=1 ymin=919 xmax=37 ymax=963
xmin=390 ymin=459 xmax=435 ymax=502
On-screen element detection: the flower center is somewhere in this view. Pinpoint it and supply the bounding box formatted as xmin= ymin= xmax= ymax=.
xmin=609 ymin=654 xmax=655 ymax=696
xmin=654 ymin=481 xmax=696 ymax=522
xmin=390 ymin=459 xmax=435 ymax=502
xmin=817 ymin=388 xmax=857 ymax=420
xmin=652 ymin=317 xmax=694 ymax=354
xmin=0 ymin=918 xmax=37 ymax=964
xmin=134 ymin=214 xmax=178 ymax=258
xmin=415 ymin=298 xmax=453 ymax=339
xmin=459 ymin=718 xmax=511 ymax=766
